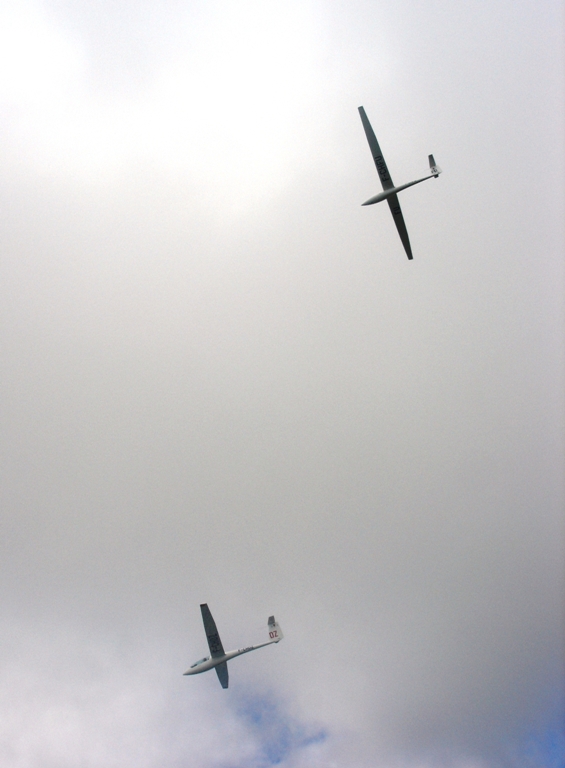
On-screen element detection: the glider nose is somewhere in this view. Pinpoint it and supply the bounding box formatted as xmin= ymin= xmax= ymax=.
xmin=362 ymin=191 xmax=388 ymax=206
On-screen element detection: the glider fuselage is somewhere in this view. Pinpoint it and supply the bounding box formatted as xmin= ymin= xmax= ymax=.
xmin=184 ymin=641 xmax=275 ymax=676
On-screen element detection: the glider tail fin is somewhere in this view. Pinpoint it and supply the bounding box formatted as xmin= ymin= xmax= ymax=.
xmin=268 ymin=616 xmax=283 ymax=643
xmin=428 ymin=154 xmax=442 ymax=177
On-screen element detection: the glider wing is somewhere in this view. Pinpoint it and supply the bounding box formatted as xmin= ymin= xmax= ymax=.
xmin=215 ymin=661 xmax=229 ymax=689
xmin=358 ymin=106 xmax=394 ymax=190
xmin=387 ymin=194 xmax=413 ymax=260
xmin=200 ymin=603 xmax=226 ymax=658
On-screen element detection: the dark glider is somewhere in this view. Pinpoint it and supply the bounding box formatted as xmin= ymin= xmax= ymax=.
xmin=358 ymin=106 xmax=441 ymax=259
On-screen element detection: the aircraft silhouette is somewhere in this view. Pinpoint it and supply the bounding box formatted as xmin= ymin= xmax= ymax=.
xmin=358 ymin=106 xmax=442 ymax=259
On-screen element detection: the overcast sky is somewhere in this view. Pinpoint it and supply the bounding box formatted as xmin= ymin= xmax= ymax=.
xmin=0 ymin=1 xmax=563 ymax=766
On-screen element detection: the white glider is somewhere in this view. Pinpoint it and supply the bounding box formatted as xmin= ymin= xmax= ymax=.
xmin=183 ymin=604 xmax=283 ymax=689
xmin=358 ymin=106 xmax=442 ymax=259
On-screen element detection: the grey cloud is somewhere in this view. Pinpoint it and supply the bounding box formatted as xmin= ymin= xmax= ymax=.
xmin=0 ymin=0 xmax=563 ymax=766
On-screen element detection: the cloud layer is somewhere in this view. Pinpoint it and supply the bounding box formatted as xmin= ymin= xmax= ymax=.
xmin=0 ymin=0 xmax=563 ymax=766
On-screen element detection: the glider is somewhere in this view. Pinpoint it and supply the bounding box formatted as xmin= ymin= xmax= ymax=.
xmin=183 ymin=604 xmax=283 ymax=689
xmin=358 ymin=106 xmax=442 ymax=259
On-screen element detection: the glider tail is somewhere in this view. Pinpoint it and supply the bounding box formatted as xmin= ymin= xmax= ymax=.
xmin=268 ymin=616 xmax=283 ymax=643
xmin=428 ymin=154 xmax=442 ymax=177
